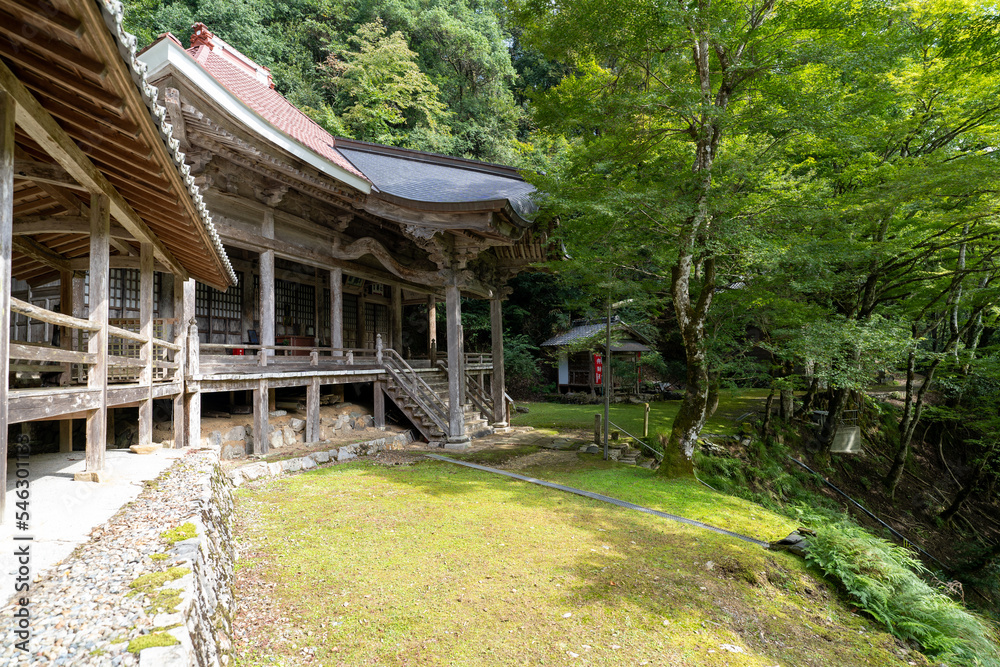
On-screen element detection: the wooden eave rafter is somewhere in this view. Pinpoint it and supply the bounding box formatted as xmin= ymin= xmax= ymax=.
xmin=0 ymin=0 xmax=235 ymax=290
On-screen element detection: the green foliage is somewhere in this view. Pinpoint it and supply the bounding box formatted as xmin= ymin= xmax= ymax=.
xmin=503 ymin=333 xmax=542 ymax=397
xmin=318 ymin=19 xmax=451 ymax=146
xmin=799 ymin=512 xmax=1000 ymax=667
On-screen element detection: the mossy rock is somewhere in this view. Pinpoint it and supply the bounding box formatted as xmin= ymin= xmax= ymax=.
xmin=127 ymin=632 xmax=178 ymax=654
xmin=161 ymin=523 xmax=196 ymax=544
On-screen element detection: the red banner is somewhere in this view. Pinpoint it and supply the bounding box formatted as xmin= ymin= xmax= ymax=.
xmin=594 ymin=354 xmax=603 ymax=385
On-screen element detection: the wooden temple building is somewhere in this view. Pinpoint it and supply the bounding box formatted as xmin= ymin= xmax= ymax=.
xmin=1 ymin=1 xmax=549 ymax=518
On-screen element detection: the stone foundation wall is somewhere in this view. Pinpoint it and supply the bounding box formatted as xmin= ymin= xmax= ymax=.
xmin=204 ymin=404 xmax=377 ymax=460
xmin=138 ymin=452 xmax=236 ymax=667
xmin=229 ymin=431 xmax=413 ymax=486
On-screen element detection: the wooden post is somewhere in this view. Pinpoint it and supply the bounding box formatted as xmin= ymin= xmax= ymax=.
xmin=374 ymin=380 xmax=385 ymax=429
xmin=185 ymin=319 xmax=201 ymax=448
xmin=59 ymin=270 xmax=73 ymax=386
xmin=391 ymin=284 xmax=403 ymax=353
xmin=260 ymin=208 xmax=275 ymax=361
xmin=72 ymin=273 xmax=85 ymax=383
xmin=81 ymin=193 xmax=110 ymax=481
xmin=643 ymin=403 xmax=650 ymax=438
xmin=445 ymin=280 xmax=467 ymax=448
xmin=0 ymin=91 xmax=12 ymax=514
xmin=253 ymin=379 xmax=269 ymax=455
xmin=138 ymin=242 xmax=154 ymax=448
xmin=427 ymin=295 xmax=436 ymax=360
xmin=172 ymin=275 xmax=189 ymax=448
xmin=331 ymin=267 xmax=343 ymax=357
xmin=59 ymin=420 xmax=73 ymax=453
xmin=306 ymin=376 xmax=320 ymax=442
xmin=490 ymin=297 xmax=507 ymax=429
xmin=594 ymin=414 xmax=601 ymax=445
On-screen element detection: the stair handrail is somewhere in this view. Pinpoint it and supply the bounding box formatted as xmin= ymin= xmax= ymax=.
xmin=464 ymin=372 xmax=492 ymax=418
xmin=382 ymin=346 xmax=450 ymax=434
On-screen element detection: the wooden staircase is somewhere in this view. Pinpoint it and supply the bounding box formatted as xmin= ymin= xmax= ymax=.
xmin=380 ymin=349 xmax=491 ymax=443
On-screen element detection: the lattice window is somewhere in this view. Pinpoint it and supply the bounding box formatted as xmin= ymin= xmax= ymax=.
xmin=365 ymin=302 xmax=388 ymax=348
xmin=276 ymin=279 xmax=315 ymax=335
xmin=196 ymin=273 xmax=244 ymax=344
xmin=322 ymin=288 xmax=331 ymax=344
xmin=343 ymin=293 xmax=358 ymax=348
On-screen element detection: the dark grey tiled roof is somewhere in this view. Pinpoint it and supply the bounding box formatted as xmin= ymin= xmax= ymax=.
xmin=542 ymin=321 xmax=651 ymax=352
xmin=542 ymin=323 xmax=606 ymax=346
xmin=336 ymin=145 xmax=538 ymax=222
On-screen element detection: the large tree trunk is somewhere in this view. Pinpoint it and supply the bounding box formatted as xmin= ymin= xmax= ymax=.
xmin=819 ymin=387 xmax=848 ymax=444
xmin=886 ymin=352 xmax=941 ymax=497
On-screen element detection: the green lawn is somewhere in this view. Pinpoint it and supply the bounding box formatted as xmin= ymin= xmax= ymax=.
xmin=234 ymin=455 xmax=926 ymax=667
xmin=509 ymin=388 xmax=773 ymax=438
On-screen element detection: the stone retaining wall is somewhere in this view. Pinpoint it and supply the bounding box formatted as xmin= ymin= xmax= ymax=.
xmin=229 ymin=431 xmax=413 ymax=486
xmin=137 ymin=452 xmax=236 ymax=667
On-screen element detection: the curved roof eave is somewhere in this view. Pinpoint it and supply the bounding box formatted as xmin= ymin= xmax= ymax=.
xmin=138 ymin=36 xmax=372 ymax=196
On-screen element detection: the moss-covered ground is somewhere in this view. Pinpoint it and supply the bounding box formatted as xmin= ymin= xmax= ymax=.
xmin=509 ymin=389 xmax=772 ymax=437
xmin=233 ymin=452 xmax=927 ymax=666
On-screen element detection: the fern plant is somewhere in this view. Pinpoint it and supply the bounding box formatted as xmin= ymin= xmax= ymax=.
xmin=797 ymin=511 xmax=1000 ymax=667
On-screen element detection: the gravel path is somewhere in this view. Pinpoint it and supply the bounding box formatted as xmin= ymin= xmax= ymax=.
xmin=0 ymin=449 xmax=219 ymax=666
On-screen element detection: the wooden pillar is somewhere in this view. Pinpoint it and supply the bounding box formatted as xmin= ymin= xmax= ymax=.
xmin=490 ymin=296 xmax=508 ymax=429
xmin=374 ymin=380 xmax=385 ymax=429
xmin=0 ymin=92 xmax=12 ymax=513
xmin=81 ymin=193 xmax=110 ymax=480
xmin=253 ymin=379 xmax=269 ymax=455
xmin=331 ymin=267 xmax=343 ymax=356
xmin=59 ymin=270 xmax=73 ymax=385
xmin=172 ymin=275 xmax=189 ymax=448
xmin=445 ymin=280 xmax=468 ymax=448
xmin=391 ymin=285 xmax=403 ymax=353
xmin=185 ymin=317 xmax=201 ymax=448
xmin=138 ymin=243 xmax=154 ymax=448
xmin=58 ymin=269 xmax=74 ymax=450
xmin=427 ymin=295 xmax=437 ymax=361
xmin=260 ymin=208 xmax=275 ymax=360
xmin=306 ymin=376 xmax=320 ymax=442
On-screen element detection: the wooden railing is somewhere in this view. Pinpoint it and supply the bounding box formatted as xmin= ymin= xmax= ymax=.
xmin=107 ymin=318 xmax=181 ymax=383
xmin=380 ymin=339 xmax=450 ymax=435
xmin=9 ymin=297 xmax=98 ymax=383
xmin=465 ymin=372 xmax=492 ymax=420
xmin=196 ymin=339 xmax=380 ymax=375
xmin=465 ymin=352 xmax=493 ymax=367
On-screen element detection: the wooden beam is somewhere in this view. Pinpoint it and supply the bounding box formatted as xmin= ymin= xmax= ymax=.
xmin=0 ymin=58 xmax=189 ymax=278
xmin=164 ymin=88 xmax=187 ymax=148
xmin=13 ymin=158 xmax=84 ymax=190
xmin=0 ymin=91 xmax=13 ymax=521
xmin=12 ymin=236 xmax=75 ymax=273
xmin=6 ymin=0 xmax=83 ymax=42
xmin=0 ymin=12 xmax=106 ymax=78
xmin=84 ymin=193 xmax=110 ymax=477
xmin=68 ymin=255 xmax=170 ymax=272
xmin=0 ymin=44 xmax=123 ymax=113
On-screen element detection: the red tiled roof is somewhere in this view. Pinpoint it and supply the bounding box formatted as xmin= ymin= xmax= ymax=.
xmin=185 ymin=42 xmax=369 ymax=184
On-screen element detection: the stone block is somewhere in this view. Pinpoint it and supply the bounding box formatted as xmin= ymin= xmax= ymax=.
xmin=289 ymin=418 xmax=306 ymax=432
xmin=281 ymin=458 xmax=302 ymax=473
xmin=267 ymin=462 xmax=282 ymax=477
xmin=204 ymin=431 xmax=222 ymax=448
xmin=282 ymin=427 xmax=297 ymax=447
xmin=310 ymin=451 xmax=330 ymax=464
xmin=139 ymin=645 xmax=189 ymax=667
xmin=73 ymin=471 xmax=107 ymax=482
xmin=220 ymin=441 xmax=245 ymax=460
xmin=130 ymin=443 xmax=162 ymax=455
xmin=223 ymin=426 xmax=246 ymax=442
xmin=269 ymin=429 xmax=284 ymax=449
xmin=301 ymin=457 xmax=317 ymax=470
xmin=240 ymin=463 xmax=268 ymax=481
xmin=269 ymin=410 xmax=287 ymax=418
xmin=337 ymin=447 xmax=356 ymax=462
